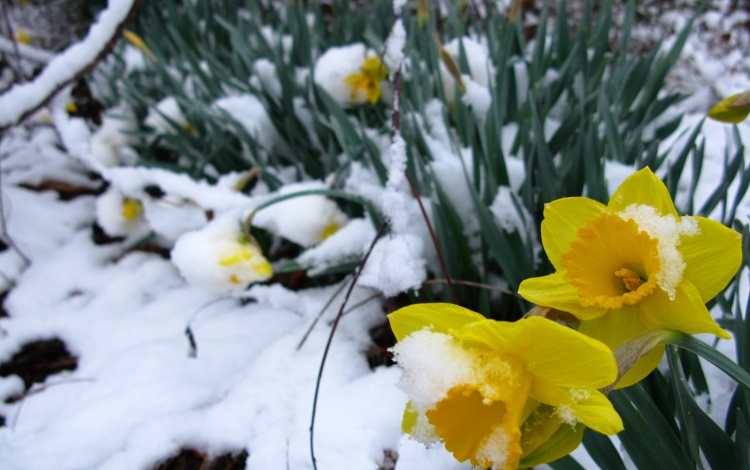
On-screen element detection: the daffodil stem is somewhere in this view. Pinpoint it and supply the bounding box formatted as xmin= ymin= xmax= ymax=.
xmin=309 ymin=221 xmax=387 ymax=470
xmin=423 ymin=279 xmax=515 ymax=296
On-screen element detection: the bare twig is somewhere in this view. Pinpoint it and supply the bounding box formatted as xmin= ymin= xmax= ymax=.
xmin=423 ymin=279 xmax=517 ymax=296
xmin=327 ymin=292 xmax=382 ymax=323
xmin=405 ymin=172 xmax=457 ymax=303
xmin=184 ymin=295 xmax=237 ymax=358
xmin=297 ymin=278 xmax=349 ymax=350
xmin=309 ymin=221 xmax=387 ymax=470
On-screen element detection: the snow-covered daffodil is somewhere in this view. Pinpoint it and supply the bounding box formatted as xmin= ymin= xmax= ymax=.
xmin=171 ymin=213 xmax=272 ymax=292
xmin=314 ymin=43 xmax=388 ymax=107
xmin=252 ymin=181 xmax=349 ymax=248
xmin=14 ymin=27 xmax=32 ymax=45
xmin=343 ymin=56 xmax=388 ymax=104
xmin=519 ymin=168 xmax=741 ymax=388
xmin=708 ymin=90 xmax=750 ymax=124
xmin=389 ymin=303 xmax=622 ymax=470
xmin=96 ymin=187 xmax=148 ymax=237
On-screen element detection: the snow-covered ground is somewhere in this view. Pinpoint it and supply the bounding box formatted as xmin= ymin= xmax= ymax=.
xmin=0 ymin=1 xmax=749 ymax=470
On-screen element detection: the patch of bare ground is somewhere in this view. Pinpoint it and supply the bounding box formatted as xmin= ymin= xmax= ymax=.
xmin=150 ymin=448 xmax=248 ymax=470
xmin=0 ymin=338 xmax=78 ymax=398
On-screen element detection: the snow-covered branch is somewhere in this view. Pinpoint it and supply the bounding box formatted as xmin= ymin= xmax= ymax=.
xmin=0 ymin=0 xmax=141 ymax=130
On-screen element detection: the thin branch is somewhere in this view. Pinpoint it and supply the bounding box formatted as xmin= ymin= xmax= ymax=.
xmin=423 ymin=278 xmax=517 ymax=296
xmin=297 ymin=278 xmax=348 ymax=350
xmin=310 ymin=221 xmax=387 ymax=470
xmin=327 ymin=292 xmax=382 ymax=323
xmin=405 ymin=172 xmax=457 ymax=303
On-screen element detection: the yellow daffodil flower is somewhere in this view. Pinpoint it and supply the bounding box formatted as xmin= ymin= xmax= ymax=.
xmin=708 ymin=90 xmax=750 ymax=124
xmin=344 ymin=56 xmax=388 ymax=104
xmin=519 ymin=168 xmax=741 ymax=388
xmin=389 ymin=303 xmax=622 ymax=470
xmin=121 ymin=198 xmax=143 ymax=221
xmin=14 ymin=28 xmax=32 ymax=45
xmin=172 ymin=214 xmax=273 ymax=292
xmin=218 ymin=235 xmax=273 ymax=285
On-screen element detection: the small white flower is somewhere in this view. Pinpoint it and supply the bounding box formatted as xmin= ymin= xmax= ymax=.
xmin=171 ymin=213 xmax=273 ymax=292
xmin=96 ymin=187 xmax=148 ymax=237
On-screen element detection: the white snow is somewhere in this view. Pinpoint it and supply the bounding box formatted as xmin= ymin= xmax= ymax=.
xmin=297 ymin=218 xmax=377 ymax=275
xmin=89 ymin=103 xmax=138 ymax=167
xmin=384 ymin=19 xmax=407 ymax=72
xmin=618 ymin=204 xmax=699 ymax=300
xmin=252 ymin=180 xmax=349 ymax=248
xmin=214 ymin=94 xmax=281 ymax=152
xmin=439 ymin=37 xmax=492 ymax=106
xmin=144 ymin=96 xmax=189 ymax=135
xmin=0 ymin=3 xmax=748 ymax=470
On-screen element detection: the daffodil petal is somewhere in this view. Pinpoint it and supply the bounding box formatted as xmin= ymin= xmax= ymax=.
xmin=519 ymin=404 xmax=563 ymax=458
xmin=458 ymin=317 xmax=617 ymax=389
xmin=387 ymin=303 xmax=486 ymax=341
xmin=518 ymin=423 xmax=585 ymax=469
xmin=402 ymin=401 xmax=418 ymax=433
xmin=427 ymin=386 xmax=523 ymax=469
xmin=616 ymin=345 xmax=665 ymax=389
xmin=577 ymin=304 xmax=647 ymax=349
xmin=518 ymin=272 xmax=607 ymax=321
xmin=639 ymin=282 xmax=731 ymax=339
xmin=576 ymin=305 xmax=661 ymax=389
xmin=607 ymin=167 xmax=678 ymax=217
xmin=680 ymin=216 xmax=742 ymax=302
xmin=567 ymin=389 xmax=623 ymax=435
xmin=529 ymin=377 xmax=622 ymax=435
xmin=541 ymin=197 xmax=606 ymax=269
